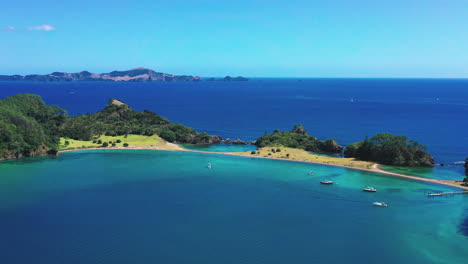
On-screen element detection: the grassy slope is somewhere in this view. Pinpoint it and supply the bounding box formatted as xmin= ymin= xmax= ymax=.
xmin=235 ymin=147 xmax=375 ymax=169
xmin=59 ymin=134 xmax=181 ymax=150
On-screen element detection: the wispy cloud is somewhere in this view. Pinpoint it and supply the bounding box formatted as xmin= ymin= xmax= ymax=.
xmin=5 ymin=26 xmax=15 ymax=32
xmin=28 ymin=24 xmax=56 ymax=31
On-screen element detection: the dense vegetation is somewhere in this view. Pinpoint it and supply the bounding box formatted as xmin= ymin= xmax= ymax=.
xmin=60 ymin=98 xmax=210 ymax=144
xmin=0 ymin=94 xmax=66 ymax=158
xmin=255 ymin=124 xmax=343 ymax=153
xmin=0 ymin=94 xmax=214 ymax=160
xmin=344 ymin=133 xmax=434 ymax=167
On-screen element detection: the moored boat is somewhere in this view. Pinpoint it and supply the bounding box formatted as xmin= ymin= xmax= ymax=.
xmin=363 ymin=187 xmax=377 ymax=192
xmin=320 ymin=180 xmax=333 ymax=185
xmin=372 ymin=202 xmax=387 ymax=207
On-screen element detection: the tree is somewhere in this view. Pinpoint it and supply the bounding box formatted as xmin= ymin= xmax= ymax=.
xmin=123 ymin=143 xmax=129 ymax=147
xmin=345 ymin=133 xmax=434 ymax=167
xmin=102 ymin=142 xmax=109 ymax=147
xmin=255 ymin=125 xmax=342 ymax=153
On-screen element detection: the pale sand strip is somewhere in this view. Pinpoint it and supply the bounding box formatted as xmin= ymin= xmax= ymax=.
xmin=58 ymin=145 xmax=468 ymax=191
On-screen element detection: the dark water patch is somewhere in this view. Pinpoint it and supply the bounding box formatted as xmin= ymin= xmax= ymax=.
xmin=459 ymin=211 xmax=468 ymax=236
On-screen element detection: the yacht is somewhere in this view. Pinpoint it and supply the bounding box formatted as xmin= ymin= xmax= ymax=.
xmin=372 ymin=202 xmax=388 ymax=207
xmin=363 ymin=187 xmax=377 ymax=192
xmin=320 ymin=180 xmax=333 ymax=185
xmin=207 ymin=162 xmax=212 ymax=169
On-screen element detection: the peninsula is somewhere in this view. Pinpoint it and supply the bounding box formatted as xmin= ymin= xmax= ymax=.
xmin=0 ymin=67 xmax=201 ymax=82
xmin=1 ymin=93 xmax=466 ymax=190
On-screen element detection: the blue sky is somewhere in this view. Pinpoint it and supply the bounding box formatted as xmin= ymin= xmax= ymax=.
xmin=2 ymin=0 xmax=468 ymax=77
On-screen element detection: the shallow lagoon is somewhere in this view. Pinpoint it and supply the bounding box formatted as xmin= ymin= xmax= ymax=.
xmin=0 ymin=150 xmax=466 ymax=263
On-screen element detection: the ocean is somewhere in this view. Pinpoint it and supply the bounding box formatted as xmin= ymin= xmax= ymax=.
xmin=1 ymin=79 xmax=468 ymax=263
xmin=0 ymin=150 xmax=466 ymax=264
xmin=0 ymin=78 xmax=467 ymax=179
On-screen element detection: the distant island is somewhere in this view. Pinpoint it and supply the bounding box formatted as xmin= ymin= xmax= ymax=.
xmin=0 ymin=67 xmax=201 ymax=82
xmin=0 ymin=68 xmax=251 ymax=82
xmin=206 ymin=76 xmax=249 ymax=81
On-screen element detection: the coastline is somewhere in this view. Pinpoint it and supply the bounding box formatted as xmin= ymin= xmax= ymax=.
xmin=57 ymin=145 xmax=468 ymax=191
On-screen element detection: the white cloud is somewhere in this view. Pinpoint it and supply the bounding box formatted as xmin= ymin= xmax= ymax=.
xmin=5 ymin=26 xmax=15 ymax=32
xmin=28 ymin=24 xmax=56 ymax=31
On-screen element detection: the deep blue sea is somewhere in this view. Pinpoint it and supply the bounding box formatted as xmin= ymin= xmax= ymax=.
xmin=1 ymin=79 xmax=468 ymax=263
xmin=1 ymin=79 xmax=467 ymax=178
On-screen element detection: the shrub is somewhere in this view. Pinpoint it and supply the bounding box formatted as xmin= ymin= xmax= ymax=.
xmin=251 ymin=150 xmax=256 ymax=155
xmin=102 ymin=142 xmax=109 ymax=147
xmin=123 ymin=143 xmax=129 ymax=147
xmin=116 ymin=139 xmax=122 ymax=143
xmin=286 ymin=153 xmax=290 ymax=158
xmin=97 ymin=139 xmax=102 ymax=144
xmin=92 ymin=140 xmax=97 ymax=143
xmin=271 ymin=148 xmax=275 ymax=153
xmin=64 ymin=141 xmax=70 ymax=146
xmin=124 ymin=135 xmax=128 ymax=138
xmin=276 ymin=148 xmax=281 ymax=152
xmin=268 ymin=153 xmax=271 ymax=155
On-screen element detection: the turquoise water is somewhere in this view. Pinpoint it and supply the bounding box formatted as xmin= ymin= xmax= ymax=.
xmin=381 ymin=165 xmax=466 ymax=181
xmin=0 ymin=150 xmax=467 ymax=263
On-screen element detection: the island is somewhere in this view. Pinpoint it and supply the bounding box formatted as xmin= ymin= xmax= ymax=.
xmin=223 ymin=76 xmax=249 ymax=81
xmin=0 ymin=94 xmax=218 ymax=159
xmin=206 ymin=76 xmax=249 ymax=81
xmin=1 ymin=93 xmax=467 ymax=190
xmin=0 ymin=67 xmax=201 ymax=82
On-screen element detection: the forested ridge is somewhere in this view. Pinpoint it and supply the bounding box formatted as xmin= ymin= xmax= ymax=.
xmin=344 ymin=133 xmax=434 ymax=167
xmin=255 ymin=124 xmax=343 ymax=153
xmin=0 ymin=94 xmax=213 ymax=159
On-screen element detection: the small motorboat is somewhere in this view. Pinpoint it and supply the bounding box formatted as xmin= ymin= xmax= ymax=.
xmin=309 ymin=171 xmax=314 ymax=175
xmin=372 ymin=202 xmax=388 ymax=207
xmin=363 ymin=187 xmax=377 ymax=192
xmin=207 ymin=162 xmax=212 ymax=169
xmin=320 ymin=180 xmax=333 ymax=185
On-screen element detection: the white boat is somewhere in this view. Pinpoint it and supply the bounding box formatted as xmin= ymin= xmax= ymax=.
xmin=363 ymin=187 xmax=377 ymax=192
xmin=320 ymin=180 xmax=333 ymax=185
xmin=372 ymin=202 xmax=387 ymax=207
xmin=207 ymin=162 xmax=212 ymax=169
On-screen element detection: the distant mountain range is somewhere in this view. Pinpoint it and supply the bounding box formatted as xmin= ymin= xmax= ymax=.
xmin=0 ymin=68 xmax=202 ymax=82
